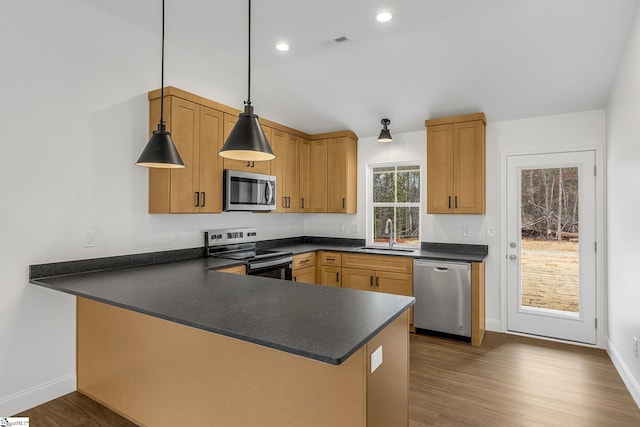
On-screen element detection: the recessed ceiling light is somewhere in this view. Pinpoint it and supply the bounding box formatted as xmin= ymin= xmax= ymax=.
xmin=376 ymin=12 xmax=392 ymax=23
xmin=275 ymin=42 xmax=290 ymax=52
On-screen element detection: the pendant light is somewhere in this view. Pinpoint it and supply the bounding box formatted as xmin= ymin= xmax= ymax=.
xmin=219 ymin=0 xmax=275 ymax=161
xmin=377 ymin=118 xmax=393 ymax=142
xmin=136 ymin=0 xmax=185 ymax=169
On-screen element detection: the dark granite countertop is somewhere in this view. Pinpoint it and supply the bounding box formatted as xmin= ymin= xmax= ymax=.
xmin=30 ymin=257 xmax=414 ymax=366
xmin=270 ymin=242 xmax=488 ymax=263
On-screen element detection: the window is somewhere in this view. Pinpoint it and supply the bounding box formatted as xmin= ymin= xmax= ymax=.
xmin=369 ymin=163 xmax=421 ymax=247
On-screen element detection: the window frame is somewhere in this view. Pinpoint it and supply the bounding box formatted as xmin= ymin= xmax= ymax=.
xmin=366 ymin=161 xmax=423 ymax=249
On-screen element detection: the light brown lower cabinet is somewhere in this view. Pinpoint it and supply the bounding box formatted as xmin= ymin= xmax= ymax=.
xmin=77 ymin=297 xmax=409 ymax=427
xmin=216 ymin=264 xmax=246 ymax=275
xmin=316 ymin=251 xmax=342 ymax=287
xmin=293 ymin=252 xmax=316 ymax=284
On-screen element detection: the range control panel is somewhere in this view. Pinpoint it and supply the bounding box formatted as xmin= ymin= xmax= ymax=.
xmin=205 ymin=227 xmax=258 ymax=247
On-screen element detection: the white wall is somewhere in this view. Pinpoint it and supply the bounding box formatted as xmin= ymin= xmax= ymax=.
xmin=304 ymin=111 xmax=606 ymax=335
xmin=605 ymin=2 xmax=640 ymax=406
xmin=0 ymin=0 xmax=303 ymax=415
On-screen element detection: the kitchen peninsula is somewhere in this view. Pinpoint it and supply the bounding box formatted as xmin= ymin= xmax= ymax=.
xmin=30 ymin=255 xmax=414 ymax=427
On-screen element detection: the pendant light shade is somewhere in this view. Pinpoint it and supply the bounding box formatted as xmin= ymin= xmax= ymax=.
xmin=219 ymin=104 xmax=274 ymax=161
xmin=377 ymin=118 xmax=393 ymax=142
xmin=219 ymin=0 xmax=275 ymax=161
xmin=136 ymin=0 xmax=185 ymax=169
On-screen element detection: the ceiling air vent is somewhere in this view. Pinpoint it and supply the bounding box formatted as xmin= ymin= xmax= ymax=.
xmin=320 ymin=35 xmax=350 ymax=48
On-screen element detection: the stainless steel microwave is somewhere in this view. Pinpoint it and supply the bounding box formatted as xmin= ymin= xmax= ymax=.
xmin=224 ymin=169 xmax=276 ymax=211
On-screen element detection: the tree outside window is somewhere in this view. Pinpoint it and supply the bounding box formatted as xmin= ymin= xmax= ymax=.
xmin=371 ymin=164 xmax=420 ymax=246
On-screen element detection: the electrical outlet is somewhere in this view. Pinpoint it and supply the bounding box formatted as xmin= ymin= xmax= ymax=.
xmin=486 ymin=227 xmax=495 ymax=238
xmin=83 ymin=231 xmax=95 ymax=248
xmin=634 ymin=337 xmax=638 ymax=358
xmin=371 ymin=345 xmax=383 ymax=374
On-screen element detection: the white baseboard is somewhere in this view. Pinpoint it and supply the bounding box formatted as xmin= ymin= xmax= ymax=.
xmin=607 ymin=337 xmax=640 ymax=409
xmin=0 ymin=373 xmax=75 ymax=417
xmin=485 ymin=317 xmax=502 ymax=332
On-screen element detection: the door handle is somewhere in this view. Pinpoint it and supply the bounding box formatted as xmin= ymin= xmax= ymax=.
xmin=195 ymin=192 xmax=200 ymax=207
xmin=300 ymin=197 xmax=304 ymax=209
xmin=201 ymin=192 xmax=205 ymax=207
xmin=370 ymin=276 xmax=373 ymax=286
xmin=336 ymin=272 xmax=339 ymax=282
xmin=448 ymin=196 xmax=451 ymax=209
xmin=375 ymin=276 xmax=379 ymax=287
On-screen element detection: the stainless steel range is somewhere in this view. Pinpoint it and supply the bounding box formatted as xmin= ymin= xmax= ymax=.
xmin=205 ymin=228 xmax=292 ymax=280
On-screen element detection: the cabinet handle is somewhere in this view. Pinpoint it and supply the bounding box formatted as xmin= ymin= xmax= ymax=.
xmin=195 ymin=192 xmax=200 ymax=207
xmin=251 ymin=161 xmax=255 ymax=168
xmin=455 ymin=195 xmax=458 ymax=209
xmin=336 ymin=272 xmax=339 ymax=282
xmin=300 ymin=198 xmax=304 ymax=209
xmin=201 ymin=192 xmax=206 ymax=207
xmin=287 ymin=197 xmax=291 ymax=208
xmin=370 ymin=276 xmax=373 ymax=286
xmin=294 ymin=277 xmax=297 ymax=282
xmin=300 ymin=259 xmax=309 ymax=263
xmin=376 ymin=276 xmax=379 ymax=287
xmin=246 ymin=161 xmax=251 ymax=168
xmin=326 ymin=257 xmax=335 ymax=261
xmin=342 ymin=198 xmax=345 ymax=209
xmin=448 ymin=196 xmax=451 ymax=209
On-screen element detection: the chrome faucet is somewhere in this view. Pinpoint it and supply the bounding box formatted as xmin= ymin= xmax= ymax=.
xmin=385 ymin=218 xmax=396 ymax=249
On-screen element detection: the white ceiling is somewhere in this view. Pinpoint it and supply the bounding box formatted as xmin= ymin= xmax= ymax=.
xmin=85 ymin=0 xmax=638 ymax=138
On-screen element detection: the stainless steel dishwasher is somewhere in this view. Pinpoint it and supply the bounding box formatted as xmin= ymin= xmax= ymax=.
xmin=413 ymin=259 xmax=471 ymax=340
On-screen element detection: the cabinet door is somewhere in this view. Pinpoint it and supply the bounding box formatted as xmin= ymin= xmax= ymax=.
xmin=169 ymin=97 xmax=200 ymax=213
xmin=377 ymin=271 xmax=412 ymax=296
xmin=298 ymin=138 xmax=310 ymax=212
xmin=198 ymin=106 xmax=224 ymax=213
xmin=270 ymin=129 xmax=286 ymax=212
xmin=293 ymin=266 xmax=316 ymax=284
xmin=453 ymin=120 xmax=485 ymax=214
xmin=342 ymin=268 xmax=376 ymax=291
xmin=327 ymin=137 xmax=357 ymax=213
xmin=317 ymin=265 xmax=341 ymax=287
xmin=426 ymin=124 xmax=454 ymax=214
xmin=309 ymin=139 xmax=328 ymax=212
xmin=284 ymin=133 xmax=300 ymax=211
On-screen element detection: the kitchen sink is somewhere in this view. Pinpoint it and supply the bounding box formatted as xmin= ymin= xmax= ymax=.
xmin=354 ymin=246 xmax=419 ymax=255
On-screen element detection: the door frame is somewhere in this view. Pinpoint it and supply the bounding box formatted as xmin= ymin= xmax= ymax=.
xmin=499 ymin=147 xmax=607 ymax=348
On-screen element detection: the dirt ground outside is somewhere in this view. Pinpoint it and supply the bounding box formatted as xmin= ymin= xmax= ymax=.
xmin=521 ymin=238 xmax=579 ymax=312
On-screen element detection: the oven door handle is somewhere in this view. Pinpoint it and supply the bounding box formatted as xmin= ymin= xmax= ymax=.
xmin=248 ymin=256 xmax=292 ymax=270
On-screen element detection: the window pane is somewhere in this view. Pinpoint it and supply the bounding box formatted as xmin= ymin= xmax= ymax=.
xmin=397 ymin=167 xmax=420 ymax=203
xmin=373 ymin=168 xmax=396 ymax=203
xmin=396 ymin=207 xmax=420 ymax=245
xmin=373 ymin=206 xmax=394 ymax=243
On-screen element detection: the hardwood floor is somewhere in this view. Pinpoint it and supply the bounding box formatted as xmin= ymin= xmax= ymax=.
xmin=410 ymin=332 xmax=640 ymax=426
xmin=15 ymin=332 xmax=640 ymax=426
xmin=14 ymin=391 xmax=137 ymax=426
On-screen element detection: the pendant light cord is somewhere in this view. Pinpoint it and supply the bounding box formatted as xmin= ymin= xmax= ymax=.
xmin=246 ymin=0 xmax=251 ymax=106
xmin=160 ymin=0 xmax=166 ymax=126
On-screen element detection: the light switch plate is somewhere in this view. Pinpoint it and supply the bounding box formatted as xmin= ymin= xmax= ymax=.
xmin=371 ymin=345 xmax=383 ymax=374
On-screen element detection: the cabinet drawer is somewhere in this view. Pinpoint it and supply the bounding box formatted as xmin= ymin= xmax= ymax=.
xmin=216 ymin=264 xmax=246 ymax=275
xmin=318 ymin=251 xmax=342 ymax=266
xmin=341 ymin=253 xmax=412 ymax=274
xmin=293 ymin=252 xmax=316 ymax=270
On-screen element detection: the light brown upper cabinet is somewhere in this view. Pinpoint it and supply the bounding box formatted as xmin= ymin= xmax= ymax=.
xmin=307 ymin=133 xmax=358 ymax=214
xmin=148 ymin=93 xmax=224 ymax=213
xmin=271 ymin=130 xmax=300 ymax=212
xmin=308 ymin=139 xmax=328 ymax=212
xmin=298 ymin=138 xmax=311 ymax=212
xmin=425 ymin=113 xmax=486 ymax=214
xmin=222 ymin=113 xmax=271 ymax=175
xmin=327 ymin=136 xmax=358 ymax=213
